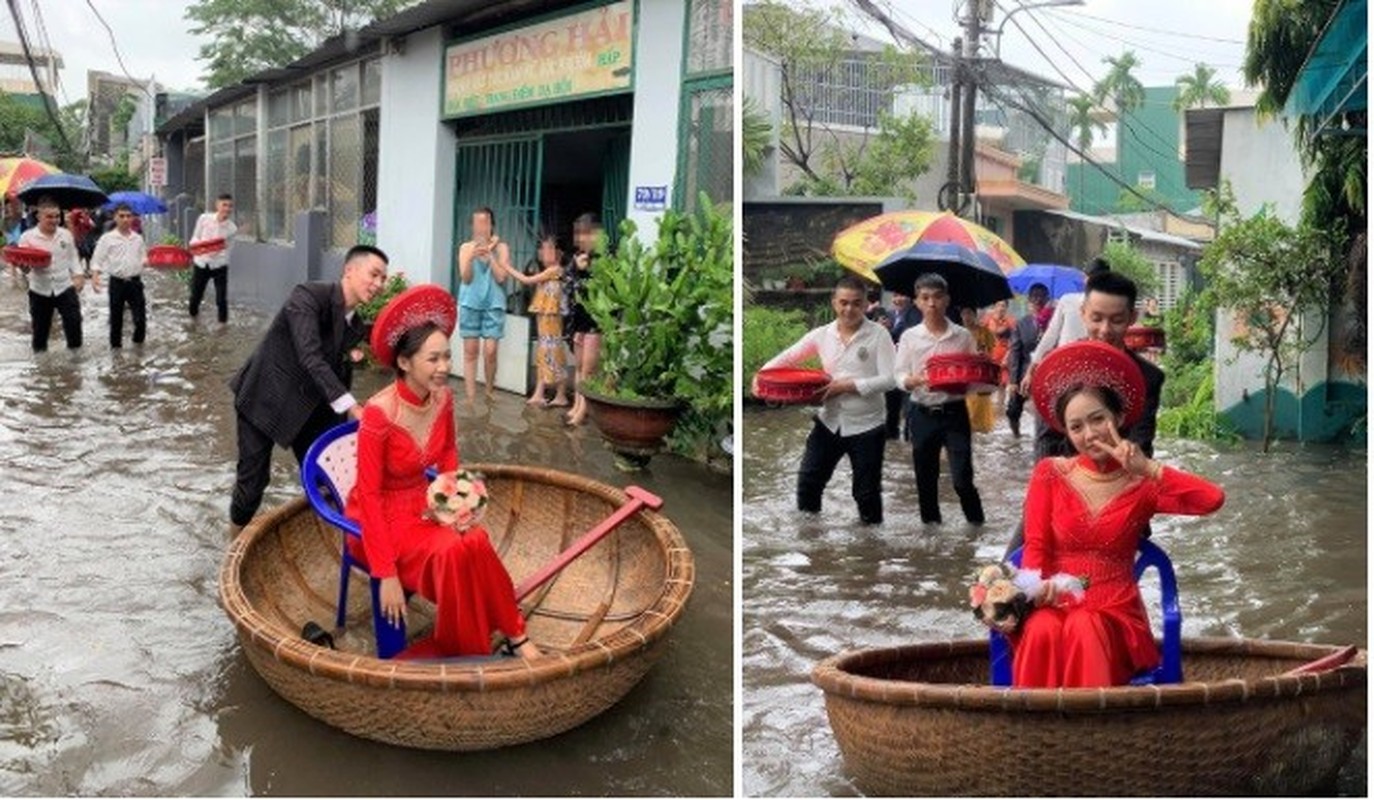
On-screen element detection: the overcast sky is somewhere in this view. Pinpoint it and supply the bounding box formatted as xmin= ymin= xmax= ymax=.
xmin=2 ymin=0 xmax=1256 ymax=108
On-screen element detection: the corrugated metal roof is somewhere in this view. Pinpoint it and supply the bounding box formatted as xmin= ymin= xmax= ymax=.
xmin=1043 ymin=208 xmax=1203 ymax=250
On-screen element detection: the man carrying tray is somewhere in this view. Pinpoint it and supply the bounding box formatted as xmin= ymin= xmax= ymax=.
xmin=754 ymin=275 xmax=896 ymax=525
xmin=893 ymin=273 xmax=985 ymax=526
xmin=189 ymin=193 xmax=236 ymax=323
xmin=17 ymin=196 xmax=84 ymax=352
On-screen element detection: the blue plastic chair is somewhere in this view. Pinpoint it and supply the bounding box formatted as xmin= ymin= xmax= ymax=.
xmin=989 ymin=539 xmax=1182 ymax=686
xmin=300 ymin=419 xmax=409 ymax=659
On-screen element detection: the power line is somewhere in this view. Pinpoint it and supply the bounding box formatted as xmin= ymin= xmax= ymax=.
xmin=25 ymin=0 xmax=66 ymax=106
xmin=1008 ymin=8 xmax=1194 ymax=201
xmin=4 ymin=0 xmax=74 ymax=155
xmin=1043 ymin=9 xmax=1245 ymax=69
xmin=1052 ymin=9 xmax=1246 ymax=45
xmin=983 ymin=80 xmax=1179 ymax=215
xmin=84 ymin=0 xmax=149 ymax=93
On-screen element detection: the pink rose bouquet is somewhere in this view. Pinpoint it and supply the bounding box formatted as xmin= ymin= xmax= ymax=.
xmin=968 ymin=562 xmax=1088 ymax=635
xmin=426 ymin=469 xmax=489 ymax=532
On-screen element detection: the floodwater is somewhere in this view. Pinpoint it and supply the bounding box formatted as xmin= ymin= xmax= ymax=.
xmin=0 ymin=271 xmax=732 ymax=796
xmin=742 ymin=403 xmax=1367 ymax=797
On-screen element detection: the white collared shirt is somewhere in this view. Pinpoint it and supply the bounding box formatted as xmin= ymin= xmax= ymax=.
xmin=1031 ymin=291 xmax=1087 ymax=364
xmin=762 ymin=317 xmax=896 ymax=436
xmin=894 ymin=321 xmax=977 ymax=405
xmin=190 ymin=212 xmax=236 ymax=269
xmin=92 ymin=229 xmax=147 ymax=280
xmin=17 ymin=226 xmax=78 ymax=296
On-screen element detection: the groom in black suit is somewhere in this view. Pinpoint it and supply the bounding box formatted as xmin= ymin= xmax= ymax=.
xmin=228 ymin=244 xmax=390 ymax=534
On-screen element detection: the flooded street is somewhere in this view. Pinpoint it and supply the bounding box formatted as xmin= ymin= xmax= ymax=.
xmin=742 ymin=404 xmax=1367 ymax=796
xmin=0 ymin=271 xmax=732 ymax=796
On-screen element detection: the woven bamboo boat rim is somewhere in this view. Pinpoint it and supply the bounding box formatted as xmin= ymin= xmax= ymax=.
xmin=219 ymin=463 xmax=693 ymax=693
xmin=813 ymin=638 xmax=1367 ymax=712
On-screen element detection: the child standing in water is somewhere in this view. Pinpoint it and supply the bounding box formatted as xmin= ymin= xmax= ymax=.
xmin=511 ymin=234 xmax=570 ymax=407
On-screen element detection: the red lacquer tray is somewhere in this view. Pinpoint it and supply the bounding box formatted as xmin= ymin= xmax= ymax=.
xmin=189 ymin=237 xmax=226 ymax=256
xmin=147 ymin=245 xmax=193 ymax=269
xmin=755 ymin=368 xmax=831 ymax=405
xmin=1124 ymin=326 xmax=1166 ymax=352
xmin=2 ymin=246 xmax=50 ymax=269
xmin=925 ymin=353 xmax=999 ymax=394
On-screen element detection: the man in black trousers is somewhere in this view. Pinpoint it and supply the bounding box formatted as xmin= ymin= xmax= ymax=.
xmin=227 ymin=244 xmax=389 ymax=536
xmin=1004 ymin=282 xmax=1049 ymax=437
xmin=882 ymin=291 xmax=922 ymax=440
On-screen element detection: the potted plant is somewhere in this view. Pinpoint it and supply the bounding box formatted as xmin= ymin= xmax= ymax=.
xmin=581 ymin=194 xmax=733 ymax=470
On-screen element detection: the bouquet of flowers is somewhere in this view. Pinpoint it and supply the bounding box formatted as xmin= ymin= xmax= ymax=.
xmin=968 ymin=563 xmax=1089 ymax=636
xmin=426 ymin=469 xmax=488 ymax=532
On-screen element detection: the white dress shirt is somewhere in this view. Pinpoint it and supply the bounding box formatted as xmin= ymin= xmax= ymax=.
xmin=17 ymin=227 xmax=79 ymax=296
xmin=894 ymin=321 xmax=977 ymax=405
xmin=92 ymin=229 xmax=147 ymax=279
xmin=190 ymin=212 xmax=236 ymax=269
xmin=762 ymin=318 xmax=896 ymax=436
xmin=1031 ymin=291 xmax=1087 ymax=365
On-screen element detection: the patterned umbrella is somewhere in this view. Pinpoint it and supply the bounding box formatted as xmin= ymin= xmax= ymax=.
xmin=832 ymin=210 xmax=1026 ymax=279
xmin=833 ymin=211 xmax=1023 ymax=308
xmin=0 ymin=157 xmax=61 ymax=200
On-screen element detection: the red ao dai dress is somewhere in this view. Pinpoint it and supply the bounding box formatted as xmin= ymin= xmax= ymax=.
xmin=1012 ymin=455 xmax=1225 ymax=688
xmin=345 ymin=380 xmax=528 ymax=658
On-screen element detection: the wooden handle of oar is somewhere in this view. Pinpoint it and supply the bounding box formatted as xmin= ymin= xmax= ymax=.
xmin=515 ymin=486 xmax=663 ymax=601
xmin=1282 ymin=644 xmax=1359 ymax=676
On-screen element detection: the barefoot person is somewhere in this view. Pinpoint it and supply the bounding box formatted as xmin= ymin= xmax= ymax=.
xmin=754 ymin=275 xmax=896 ymax=525
xmin=1012 ymin=341 xmax=1224 ymax=687
xmin=227 ymin=245 xmax=389 ymax=536
xmin=456 ymin=207 xmax=512 ymax=406
xmin=347 ymin=285 xmax=540 ymax=660
xmin=510 ymin=233 xmax=569 ymax=407
xmin=564 ymin=213 xmax=604 ymax=426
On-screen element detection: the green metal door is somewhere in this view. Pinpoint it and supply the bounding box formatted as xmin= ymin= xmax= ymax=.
xmin=601 ymin=131 xmax=631 ymax=248
xmin=453 ymin=136 xmax=542 ymax=302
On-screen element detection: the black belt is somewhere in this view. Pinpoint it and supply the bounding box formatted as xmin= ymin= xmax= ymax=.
xmin=913 ymin=400 xmax=966 ymax=414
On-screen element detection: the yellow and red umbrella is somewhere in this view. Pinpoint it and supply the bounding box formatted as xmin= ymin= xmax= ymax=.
xmin=832 ymin=210 xmax=1026 ymax=308
xmin=0 ymin=157 xmax=61 ymax=200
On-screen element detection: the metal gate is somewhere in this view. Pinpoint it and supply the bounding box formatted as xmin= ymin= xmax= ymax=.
xmin=601 ymin=131 xmax=631 ymax=248
xmin=453 ymin=137 xmax=543 ymax=299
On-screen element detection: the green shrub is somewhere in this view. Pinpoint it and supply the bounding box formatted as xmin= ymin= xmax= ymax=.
xmin=1157 ymin=370 xmax=1238 ymax=442
xmin=743 ymin=305 xmax=812 ymax=378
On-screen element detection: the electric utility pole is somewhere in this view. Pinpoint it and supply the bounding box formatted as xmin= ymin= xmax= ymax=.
xmin=940 ymin=0 xmax=990 ymax=219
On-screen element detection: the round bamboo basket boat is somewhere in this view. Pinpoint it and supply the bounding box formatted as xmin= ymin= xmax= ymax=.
xmin=813 ymin=638 xmax=1365 ymax=796
xmin=219 ymin=464 xmax=694 ymax=751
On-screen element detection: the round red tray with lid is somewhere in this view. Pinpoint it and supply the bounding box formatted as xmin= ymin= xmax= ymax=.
xmin=1124 ymin=326 xmax=1166 ymax=352
xmin=925 ymin=353 xmax=999 ymax=394
xmin=2 ymin=246 xmax=51 ymax=269
xmin=188 ymin=237 xmax=227 ymax=256
xmin=755 ymin=368 xmax=831 ymax=405
xmin=147 ymin=245 xmax=193 ymax=269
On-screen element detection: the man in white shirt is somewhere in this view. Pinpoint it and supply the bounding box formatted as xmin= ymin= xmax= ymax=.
xmin=755 ymin=275 xmax=896 ymax=525
xmin=1019 ymin=257 xmax=1111 ymax=396
xmin=91 ymin=203 xmax=149 ymax=348
xmin=189 ymin=193 xmax=236 ymax=323
xmin=16 ymin=197 xmax=83 ymax=352
xmin=894 ymin=273 xmax=985 ymax=525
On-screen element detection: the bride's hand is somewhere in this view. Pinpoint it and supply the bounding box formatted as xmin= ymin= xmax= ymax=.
xmin=1037 ymin=581 xmax=1059 ymax=607
xmin=379 ymin=577 xmax=407 ymax=628
xmin=1106 ymin=426 xmax=1153 ymax=477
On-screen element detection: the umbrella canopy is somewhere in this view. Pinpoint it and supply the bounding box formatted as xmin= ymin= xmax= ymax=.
xmin=832 ymin=210 xmax=1026 ymax=279
xmin=102 ymin=190 xmax=168 ymax=215
xmin=868 ymin=244 xmax=1014 ymax=310
xmin=1007 ymin=263 xmax=1086 ymax=299
xmin=17 ymin=174 xmax=108 ymax=210
xmin=0 ymin=157 xmax=61 ymax=200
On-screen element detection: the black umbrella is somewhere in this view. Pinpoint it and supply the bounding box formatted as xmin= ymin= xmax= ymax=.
xmin=870 ymin=240 xmax=1014 ymax=309
xmin=17 ymin=174 xmax=109 ymax=209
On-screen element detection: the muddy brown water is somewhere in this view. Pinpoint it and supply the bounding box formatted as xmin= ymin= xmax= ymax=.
xmin=742 ymin=403 xmax=1366 ymax=797
xmin=0 ymin=271 xmax=732 ymax=796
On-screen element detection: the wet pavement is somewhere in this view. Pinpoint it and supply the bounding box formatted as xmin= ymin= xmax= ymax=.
xmin=741 ymin=403 xmax=1367 ymax=797
xmin=0 ymin=271 xmax=732 ymax=796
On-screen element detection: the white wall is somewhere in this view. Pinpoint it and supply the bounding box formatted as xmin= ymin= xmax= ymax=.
xmin=624 ymin=0 xmax=686 ymax=241
xmin=376 ymin=27 xmax=457 ymax=289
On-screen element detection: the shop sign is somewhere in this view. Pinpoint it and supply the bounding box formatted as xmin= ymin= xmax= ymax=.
xmin=443 ymin=1 xmax=635 ymax=119
xmin=634 ymin=185 xmax=667 ymax=211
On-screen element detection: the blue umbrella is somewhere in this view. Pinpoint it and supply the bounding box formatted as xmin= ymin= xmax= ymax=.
xmin=102 ymin=190 xmax=168 ymax=214
xmin=1007 ymin=263 xmax=1085 ymax=299
xmin=17 ymin=173 xmax=108 ymax=209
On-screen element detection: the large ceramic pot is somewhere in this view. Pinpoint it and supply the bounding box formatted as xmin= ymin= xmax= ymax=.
xmin=581 ymin=387 xmax=684 ymax=472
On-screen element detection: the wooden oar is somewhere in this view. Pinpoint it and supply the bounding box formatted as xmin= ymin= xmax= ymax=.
xmin=515 ymin=486 xmax=663 ymax=601
xmin=1282 ymin=644 xmax=1359 ymax=676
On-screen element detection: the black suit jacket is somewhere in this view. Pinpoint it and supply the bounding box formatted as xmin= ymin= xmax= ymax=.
xmin=229 ymin=282 xmax=366 ymax=447
xmin=886 ymin=306 xmax=922 ymax=343
xmin=1006 ymin=312 xmax=1041 ymax=384
xmin=1035 ymin=350 xmax=1165 ymax=459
